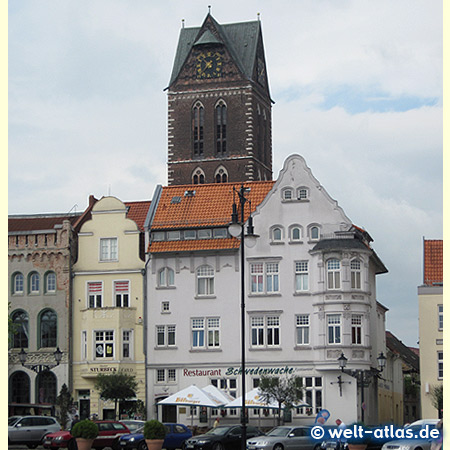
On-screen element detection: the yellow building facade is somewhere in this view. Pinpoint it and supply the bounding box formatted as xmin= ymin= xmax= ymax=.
xmin=418 ymin=239 xmax=443 ymax=419
xmin=72 ymin=196 xmax=150 ymax=419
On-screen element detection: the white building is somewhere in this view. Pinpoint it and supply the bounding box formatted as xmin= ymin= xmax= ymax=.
xmin=145 ymin=154 xmax=388 ymax=426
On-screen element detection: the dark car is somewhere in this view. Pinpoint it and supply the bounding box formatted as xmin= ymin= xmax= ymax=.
xmin=8 ymin=415 xmax=61 ymax=449
xmin=42 ymin=420 xmax=130 ymax=450
xmin=185 ymin=425 xmax=264 ymax=450
xmin=119 ymin=423 xmax=192 ymax=450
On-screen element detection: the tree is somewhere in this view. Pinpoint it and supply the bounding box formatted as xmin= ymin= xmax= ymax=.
xmin=258 ymin=375 xmax=304 ymax=425
xmin=430 ymin=384 xmax=443 ymax=417
xmin=94 ymin=372 xmax=138 ymax=419
xmin=56 ymin=384 xmax=74 ymax=429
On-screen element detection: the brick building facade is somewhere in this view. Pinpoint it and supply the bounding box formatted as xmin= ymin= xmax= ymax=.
xmin=167 ymin=13 xmax=273 ymax=185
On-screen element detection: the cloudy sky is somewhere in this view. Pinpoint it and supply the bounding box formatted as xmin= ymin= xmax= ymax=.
xmin=8 ymin=0 xmax=442 ymax=347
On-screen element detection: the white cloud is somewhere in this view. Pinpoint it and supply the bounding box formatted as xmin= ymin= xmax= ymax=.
xmin=8 ymin=0 xmax=442 ymax=347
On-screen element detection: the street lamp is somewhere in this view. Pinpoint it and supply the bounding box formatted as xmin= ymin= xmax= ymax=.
xmin=228 ymin=185 xmax=258 ymax=450
xmin=19 ymin=347 xmax=63 ymax=373
xmin=337 ymin=352 xmax=386 ymax=423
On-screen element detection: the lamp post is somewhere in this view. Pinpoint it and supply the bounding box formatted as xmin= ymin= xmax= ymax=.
xmin=337 ymin=352 xmax=386 ymax=423
xmin=19 ymin=347 xmax=63 ymax=373
xmin=228 ymin=185 xmax=258 ymax=450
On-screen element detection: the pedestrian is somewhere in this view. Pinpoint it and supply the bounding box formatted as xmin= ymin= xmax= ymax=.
xmin=71 ymin=414 xmax=80 ymax=429
xmin=430 ymin=419 xmax=443 ymax=450
xmin=213 ymin=417 xmax=220 ymax=428
xmin=335 ymin=419 xmax=347 ymax=450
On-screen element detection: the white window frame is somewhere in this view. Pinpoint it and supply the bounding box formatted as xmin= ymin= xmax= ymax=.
xmin=122 ymin=329 xmax=133 ymax=359
xmin=250 ymin=262 xmax=280 ymax=295
xmin=114 ymin=280 xmax=130 ymax=307
xmin=81 ymin=330 xmax=87 ymax=360
xmin=156 ymin=325 xmax=176 ymax=347
xmin=161 ymin=301 xmax=170 ymax=313
xmin=327 ymin=314 xmax=341 ymax=344
xmin=290 ymin=226 xmax=302 ymax=242
xmin=87 ymin=281 xmax=103 ymax=308
xmin=296 ymin=315 xmax=310 ymax=345
xmin=158 ymin=267 xmax=175 ymax=288
xmin=295 ymin=261 xmax=309 ymax=292
xmin=293 ymin=377 xmax=322 ymax=417
xmin=30 ymin=272 xmax=40 ymax=294
xmin=327 ymin=259 xmax=341 ymax=290
xmin=156 ymin=369 xmax=165 ymax=382
xmin=351 ymin=314 xmax=363 ymax=345
xmin=250 ymin=315 xmax=280 ymax=348
xmin=196 ymin=265 xmax=214 ymax=296
xmin=14 ymin=273 xmax=24 ymax=294
xmin=167 ymin=231 xmax=180 ymax=240
xmin=191 ymin=317 xmax=220 ymax=349
xmin=309 ymin=226 xmax=320 ymax=241
xmin=282 ymin=188 xmax=293 ymax=200
xmin=350 ymin=260 xmax=362 ymax=289
xmin=438 ymin=305 xmax=443 ymax=330
xmin=99 ymin=237 xmax=118 ymax=262
xmin=270 ymin=226 xmax=283 ymax=243
xmin=297 ymin=188 xmax=309 ymax=200
xmin=168 ymin=368 xmax=176 ymax=382
xmin=46 ymin=272 xmax=56 ymax=293
xmin=94 ymin=330 xmax=114 ymax=359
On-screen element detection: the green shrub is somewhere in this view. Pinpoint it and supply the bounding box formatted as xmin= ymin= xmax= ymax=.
xmin=71 ymin=419 xmax=99 ymax=439
xmin=143 ymin=420 xmax=167 ymax=440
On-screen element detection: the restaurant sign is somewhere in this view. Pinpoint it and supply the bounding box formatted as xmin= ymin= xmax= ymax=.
xmin=183 ymin=366 xmax=296 ymax=377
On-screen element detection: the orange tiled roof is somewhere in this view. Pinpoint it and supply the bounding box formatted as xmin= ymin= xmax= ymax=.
xmin=151 ymin=238 xmax=240 ymax=253
xmin=151 ymin=181 xmax=274 ymax=230
xmin=125 ymin=201 xmax=151 ymax=231
xmin=424 ymin=239 xmax=443 ymax=285
xmin=149 ymin=181 xmax=274 ymax=253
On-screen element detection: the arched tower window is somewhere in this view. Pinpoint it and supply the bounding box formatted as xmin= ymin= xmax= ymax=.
xmin=215 ymin=101 xmax=227 ymax=154
xmin=192 ymin=168 xmax=205 ymax=185
xmin=192 ymin=102 xmax=204 ymax=156
xmin=214 ymin=166 xmax=228 ymax=183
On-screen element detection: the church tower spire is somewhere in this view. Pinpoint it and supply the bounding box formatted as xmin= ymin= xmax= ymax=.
xmin=166 ymin=13 xmax=273 ymax=185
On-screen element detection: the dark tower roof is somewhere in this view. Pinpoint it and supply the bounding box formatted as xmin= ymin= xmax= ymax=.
xmin=168 ymin=13 xmax=268 ymax=94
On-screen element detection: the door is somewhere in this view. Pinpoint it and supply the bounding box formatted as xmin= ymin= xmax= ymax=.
xmin=162 ymin=405 xmax=177 ymax=423
xmin=79 ymin=399 xmax=90 ymax=420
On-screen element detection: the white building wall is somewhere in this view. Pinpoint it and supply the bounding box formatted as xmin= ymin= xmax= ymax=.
xmin=145 ymin=154 xmax=388 ymax=426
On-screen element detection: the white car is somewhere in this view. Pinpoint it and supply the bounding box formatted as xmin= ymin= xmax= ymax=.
xmin=381 ymin=420 xmax=440 ymax=450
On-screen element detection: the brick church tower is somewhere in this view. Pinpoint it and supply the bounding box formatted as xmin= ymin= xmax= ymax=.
xmin=166 ymin=13 xmax=273 ymax=185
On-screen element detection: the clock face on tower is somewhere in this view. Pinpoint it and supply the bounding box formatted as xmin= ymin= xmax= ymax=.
xmin=196 ymin=51 xmax=223 ymax=79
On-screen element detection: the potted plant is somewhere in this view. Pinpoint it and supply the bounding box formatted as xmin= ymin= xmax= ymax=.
xmin=144 ymin=419 xmax=167 ymax=450
xmin=71 ymin=419 xmax=99 ymax=450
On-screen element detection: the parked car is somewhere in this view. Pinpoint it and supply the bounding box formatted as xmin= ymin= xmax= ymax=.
xmin=119 ymin=422 xmax=192 ymax=450
xmin=247 ymin=426 xmax=320 ymax=450
xmin=8 ymin=415 xmax=61 ymax=449
xmin=120 ymin=420 xmax=146 ymax=433
xmin=380 ymin=420 xmax=441 ymax=450
xmin=185 ymin=424 xmax=264 ymax=450
xmin=43 ymin=420 xmax=130 ymax=450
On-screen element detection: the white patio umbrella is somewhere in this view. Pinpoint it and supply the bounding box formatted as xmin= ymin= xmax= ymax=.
xmin=224 ymin=388 xmax=282 ymax=409
xmin=203 ymin=385 xmax=236 ymax=404
xmin=157 ymin=384 xmax=225 ymax=427
xmin=224 ymin=388 xmax=310 ymax=426
xmin=202 ymin=385 xmax=236 ymax=426
xmin=158 ymin=384 xmax=224 ymax=407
